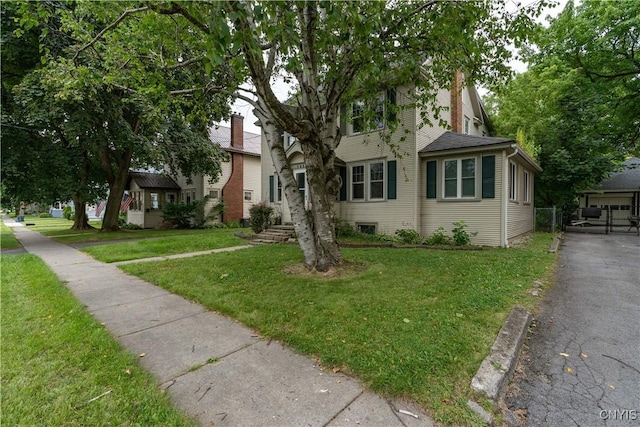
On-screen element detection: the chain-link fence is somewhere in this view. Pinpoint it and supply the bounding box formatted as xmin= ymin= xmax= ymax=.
xmin=534 ymin=207 xmax=558 ymax=233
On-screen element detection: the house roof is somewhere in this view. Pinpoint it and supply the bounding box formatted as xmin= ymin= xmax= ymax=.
xmin=209 ymin=126 xmax=261 ymax=156
xmin=129 ymin=171 xmax=180 ymax=189
xmin=419 ymin=132 xmax=542 ymax=172
xmin=591 ymin=157 xmax=640 ymax=191
xmin=420 ymin=132 xmax=514 ymax=153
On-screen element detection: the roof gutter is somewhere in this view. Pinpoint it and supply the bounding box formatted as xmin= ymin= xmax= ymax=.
xmin=503 ymin=145 xmax=519 ymax=247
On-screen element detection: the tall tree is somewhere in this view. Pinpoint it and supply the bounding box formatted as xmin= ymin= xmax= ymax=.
xmin=6 ymin=1 xmax=237 ymax=230
xmin=84 ymin=0 xmax=545 ymax=270
xmin=488 ymin=0 xmax=639 ymax=208
xmin=136 ymin=0 xmax=544 ymax=271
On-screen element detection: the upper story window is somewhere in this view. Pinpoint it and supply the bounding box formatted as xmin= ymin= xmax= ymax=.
xmin=283 ymin=132 xmax=297 ymax=150
xmin=349 ymin=94 xmax=385 ymax=135
xmin=443 ymin=158 xmax=476 ymax=199
xmin=463 ymin=116 xmax=471 ymax=135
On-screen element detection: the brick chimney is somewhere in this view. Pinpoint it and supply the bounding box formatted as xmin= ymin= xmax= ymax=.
xmin=223 ymin=113 xmax=245 ymax=223
xmin=450 ymin=70 xmax=463 ymax=133
xmin=230 ymin=113 xmax=244 ymax=149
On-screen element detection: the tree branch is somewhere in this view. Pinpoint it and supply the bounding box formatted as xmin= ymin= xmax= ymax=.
xmin=73 ymin=7 xmax=149 ymax=63
xmin=149 ymin=2 xmax=210 ymax=34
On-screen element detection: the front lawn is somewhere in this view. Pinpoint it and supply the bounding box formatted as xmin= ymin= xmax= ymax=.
xmin=0 ymin=254 xmax=196 ymax=427
xmin=120 ymin=233 xmax=557 ymax=425
xmin=81 ymin=229 xmax=248 ymax=262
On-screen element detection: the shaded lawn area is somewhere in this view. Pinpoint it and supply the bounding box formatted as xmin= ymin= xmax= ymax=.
xmin=0 ymin=223 xmax=20 ymax=250
xmin=80 ymin=229 xmax=248 ymax=262
xmin=0 ymin=254 xmax=196 ymax=427
xmin=120 ymin=233 xmax=557 ymax=425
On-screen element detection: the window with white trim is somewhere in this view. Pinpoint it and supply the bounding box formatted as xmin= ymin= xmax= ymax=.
xmin=244 ymin=191 xmax=252 ymax=201
xmin=523 ymin=170 xmax=531 ymax=203
xmin=150 ymin=192 xmax=159 ymax=209
xmin=350 ymin=160 xmax=386 ymax=201
xmin=209 ymin=189 xmax=220 ymax=199
xmin=443 ymin=158 xmax=476 ymax=199
xmin=351 ymin=164 xmax=365 ymax=201
xmin=463 ymin=116 xmax=471 ymax=135
xmin=349 ymin=94 xmax=385 ymax=135
xmin=509 ymin=162 xmax=517 ymax=201
xmin=283 ymin=132 xmax=297 ymax=150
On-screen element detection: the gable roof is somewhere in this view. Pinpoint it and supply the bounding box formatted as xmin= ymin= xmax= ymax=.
xmin=420 ymin=132 xmax=514 ymax=153
xmin=129 ymin=171 xmax=180 ymax=189
xmin=591 ymin=157 xmax=640 ymax=191
xmin=209 ymin=126 xmax=261 ymax=156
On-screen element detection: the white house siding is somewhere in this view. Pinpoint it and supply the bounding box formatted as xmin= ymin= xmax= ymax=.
xmin=415 ymin=89 xmax=449 ymax=152
xmin=243 ymin=155 xmax=262 ymax=218
xmin=334 ymin=105 xmax=418 ymax=235
xmin=420 ymin=151 xmax=504 ymax=247
xmin=507 ymin=157 xmax=535 ymax=241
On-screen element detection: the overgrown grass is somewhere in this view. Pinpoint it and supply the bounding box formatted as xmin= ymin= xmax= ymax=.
xmin=0 ymin=254 xmax=197 ymax=427
xmin=81 ymin=229 xmax=247 ymax=262
xmin=120 ymin=233 xmax=557 ymax=425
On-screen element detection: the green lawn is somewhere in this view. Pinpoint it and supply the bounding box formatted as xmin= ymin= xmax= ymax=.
xmin=81 ymin=229 xmax=248 ymax=262
xmin=119 ymin=233 xmax=558 ymax=425
xmin=0 ymin=254 xmax=196 ymax=427
xmin=0 ymin=222 xmax=20 ymax=250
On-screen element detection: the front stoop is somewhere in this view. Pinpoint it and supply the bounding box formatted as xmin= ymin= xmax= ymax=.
xmin=250 ymin=224 xmax=296 ymax=244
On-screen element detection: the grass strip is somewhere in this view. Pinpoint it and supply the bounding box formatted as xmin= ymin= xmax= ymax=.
xmin=120 ymin=233 xmax=557 ymax=425
xmin=81 ymin=229 xmax=247 ymax=262
xmin=0 ymin=254 xmax=196 ymax=427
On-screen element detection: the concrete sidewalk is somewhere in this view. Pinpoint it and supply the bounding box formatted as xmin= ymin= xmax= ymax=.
xmin=5 ymin=220 xmax=434 ymax=427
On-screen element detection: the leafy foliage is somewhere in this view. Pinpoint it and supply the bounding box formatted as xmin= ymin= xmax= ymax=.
xmin=488 ymin=0 xmax=639 ymax=208
xmin=248 ymin=202 xmax=274 ymax=234
xmin=162 ymin=203 xmax=196 ymax=229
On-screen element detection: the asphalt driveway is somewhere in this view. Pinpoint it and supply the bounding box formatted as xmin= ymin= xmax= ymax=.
xmin=506 ymin=233 xmax=640 ymax=426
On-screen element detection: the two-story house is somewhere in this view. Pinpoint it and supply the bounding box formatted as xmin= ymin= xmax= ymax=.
xmin=261 ymin=76 xmax=541 ymax=247
xmin=127 ymin=114 xmax=261 ymax=228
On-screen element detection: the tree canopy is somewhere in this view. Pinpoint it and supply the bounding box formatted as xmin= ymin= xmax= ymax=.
xmin=488 ymin=0 xmax=639 ymax=208
xmin=2 ymin=0 xmax=237 ymax=229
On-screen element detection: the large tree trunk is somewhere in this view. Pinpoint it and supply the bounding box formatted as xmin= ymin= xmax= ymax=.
xmin=100 ymin=145 xmax=133 ymax=232
xmin=70 ymin=195 xmax=92 ymax=230
xmin=70 ymin=148 xmax=93 ymax=230
xmin=257 ymin=110 xmax=342 ymax=272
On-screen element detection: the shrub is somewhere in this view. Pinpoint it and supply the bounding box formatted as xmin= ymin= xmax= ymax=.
xmin=39 ymin=212 xmax=52 ymax=218
xmin=249 ymin=202 xmax=274 ymax=233
xmin=451 ymin=220 xmax=478 ymax=246
xmin=62 ymin=206 xmax=73 ymax=220
xmin=394 ymin=229 xmax=424 ymax=245
xmin=335 ymin=220 xmax=357 ymax=238
xmin=162 ymin=203 xmax=196 ymax=228
xmin=425 ymin=227 xmax=453 ymax=246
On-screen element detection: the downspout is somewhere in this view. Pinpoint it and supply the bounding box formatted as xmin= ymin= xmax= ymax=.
xmin=502 ymin=145 xmax=519 ymax=247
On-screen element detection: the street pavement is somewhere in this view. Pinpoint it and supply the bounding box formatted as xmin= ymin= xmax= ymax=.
xmin=4 ymin=219 xmax=434 ymax=427
xmin=505 ymin=233 xmax=640 ymax=427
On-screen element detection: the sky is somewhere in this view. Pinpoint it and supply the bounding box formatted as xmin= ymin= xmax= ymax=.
xmin=219 ymin=0 xmax=569 ymax=134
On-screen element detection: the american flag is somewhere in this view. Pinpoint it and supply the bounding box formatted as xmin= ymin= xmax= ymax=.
xmin=95 ymin=201 xmax=106 ymax=217
xmin=120 ymin=194 xmax=134 ymax=212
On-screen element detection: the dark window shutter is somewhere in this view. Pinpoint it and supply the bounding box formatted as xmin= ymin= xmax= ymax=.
xmin=339 ymin=166 xmax=347 ymax=201
xmin=386 ymin=87 xmax=397 ymax=123
xmin=387 ymin=160 xmax=397 ymax=200
xmin=482 ymin=155 xmax=495 ymax=199
xmin=426 ymin=160 xmax=437 ymax=199
xmin=340 ymin=104 xmax=347 ymax=136
xmin=269 ymin=175 xmax=274 ymax=202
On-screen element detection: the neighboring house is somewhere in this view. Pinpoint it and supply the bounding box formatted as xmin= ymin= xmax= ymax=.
xmin=261 ymin=74 xmax=541 ymax=247
xmin=579 ymin=157 xmax=640 ymax=217
xmin=127 ymin=114 xmax=262 ymax=228
xmin=175 ymin=113 xmax=262 ymax=224
xmin=127 ymin=171 xmax=180 ymax=228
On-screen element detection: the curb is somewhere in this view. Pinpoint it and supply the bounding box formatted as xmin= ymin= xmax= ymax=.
xmin=470 ymin=305 xmax=532 ymax=402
